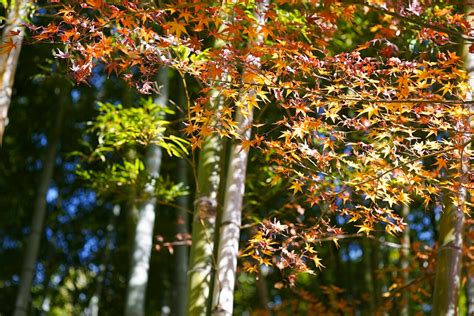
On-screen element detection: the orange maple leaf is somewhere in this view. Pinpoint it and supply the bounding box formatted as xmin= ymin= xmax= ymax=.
xmin=0 ymin=39 xmax=16 ymax=54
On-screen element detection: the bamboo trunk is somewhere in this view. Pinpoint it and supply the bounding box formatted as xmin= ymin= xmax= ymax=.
xmin=0 ymin=0 xmax=32 ymax=144
xmin=186 ymin=4 xmax=236 ymax=314
xmin=186 ymin=106 xmax=223 ymax=315
xmin=400 ymin=204 xmax=410 ymax=316
xmin=210 ymin=2 xmax=268 ymax=315
xmin=173 ymin=152 xmax=190 ymax=316
xmin=467 ymin=275 xmax=474 ymax=315
xmin=211 ymin=108 xmax=252 ymax=316
xmin=255 ymin=269 xmax=271 ymax=315
xmin=13 ymin=88 xmax=67 ymax=316
xmin=124 ymin=68 xmax=169 ymax=316
xmin=362 ymin=239 xmax=376 ymax=314
xmin=86 ymin=205 xmax=120 ymax=316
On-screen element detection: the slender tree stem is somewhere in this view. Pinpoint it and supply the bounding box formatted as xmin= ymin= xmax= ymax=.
xmin=14 ymin=87 xmax=67 ymax=316
xmin=211 ymin=1 xmax=269 ymax=314
xmin=124 ymin=68 xmax=169 ymax=316
xmin=432 ymin=4 xmax=472 ymax=312
xmin=0 ymin=0 xmax=32 ymax=144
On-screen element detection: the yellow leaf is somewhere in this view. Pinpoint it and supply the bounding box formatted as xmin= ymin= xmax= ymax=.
xmin=289 ymin=181 xmax=303 ymax=194
xmin=358 ymin=103 xmax=379 ymax=119
xmin=356 ymin=224 xmax=373 ymax=235
xmin=166 ymin=19 xmax=187 ymax=38
xmin=313 ymin=254 xmax=325 ymax=270
xmin=305 ymin=243 xmax=316 ymax=253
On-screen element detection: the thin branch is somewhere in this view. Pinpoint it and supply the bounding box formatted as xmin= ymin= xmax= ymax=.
xmin=208 ymin=78 xmax=474 ymax=105
xmin=347 ymin=141 xmax=470 ymax=188
xmin=354 ymin=1 xmax=474 ymax=43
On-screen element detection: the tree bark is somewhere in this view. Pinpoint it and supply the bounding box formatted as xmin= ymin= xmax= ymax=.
xmin=210 ymin=2 xmax=268 ymax=315
xmin=432 ymin=3 xmax=472 ymax=314
xmin=432 ymin=200 xmax=464 ymax=315
xmin=0 ymin=0 xmax=32 ymax=144
xmin=467 ymin=275 xmax=474 ymax=315
xmin=13 ymin=88 xmax=67 ymax=316
xmin=464 ymin=6 xmax=474 ymax=316
xmin=124 ymin=68 xmax=169 ymax=316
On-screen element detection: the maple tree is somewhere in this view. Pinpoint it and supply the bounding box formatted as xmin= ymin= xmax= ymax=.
xmin=6 ymin=0 xmax=473 ymax=314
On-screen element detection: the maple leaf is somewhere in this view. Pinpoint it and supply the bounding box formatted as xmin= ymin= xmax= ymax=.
xmin=0 ymin=39 xmax=16 ymax=54
xmin=356 ymin=223 xmax=373 ymax=235
xmin=382 ymin=194 xmax=397 ymax=207
xmin=312 ymin=254 xmax=325 ymax=270
xmin=397 ymin=191 xmax=411 ymax=206
xmin=289 ymin=181 xmax=302 ymax=194
xmin=304 ymin=243 xmax=316 ymax=254
xmin=433 ymin=156 xmax=447 ymax=172
xmin=438 ymin=82 xmax=453 ymax=96
xmin=86 ymin=0 xmax=104 ymax=9
xmin=166 ymin=19 xmax=188 ymax=38
xmin=358 ymin=103 xmax=379 ymax=120
xmin=243 ymin=262 xmax=258 ymax=273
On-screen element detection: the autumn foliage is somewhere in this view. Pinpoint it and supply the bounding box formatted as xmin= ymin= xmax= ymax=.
xmin=29 ymin=0 xmax=472 ymax=307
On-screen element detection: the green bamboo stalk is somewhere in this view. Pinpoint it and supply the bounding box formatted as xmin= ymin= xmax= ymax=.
xmin=186 ymin=90 xmax=224 ymax=315
xmin=186 ymin=8 xmax=228 ymax=315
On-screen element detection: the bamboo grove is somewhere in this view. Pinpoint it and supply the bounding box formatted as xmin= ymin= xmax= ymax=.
xmin=0 ymin=0 xmax=473 ymax=315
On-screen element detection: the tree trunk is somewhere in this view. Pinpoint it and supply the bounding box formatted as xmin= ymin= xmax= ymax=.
xmin=124 ymin=68 xmax=169 ymax=316
xmin=362 ymin=238 xmax=376 ymax=314
xmin=255 ymin=268 xmax=271 ymax=315
xmin=210 ymin=2 xmax=268 ymax=315
xmin=173 ymin=150 xmax=190 ymax=316
xmin=467 ymin=275 xmax=474 ymax=315
xmin=211 ymin=109 xmax=252 ymax=316
xmin=400 ymin=204 xmax=410 ymax=316
xmin=432 ymin=4 xmax=472 ymax=313
xmin=85 ymin=205 xmax=120 ymax=316
xmin=464 ymin=5 xmax=474 ymax=316
xmin=0 ymin=0 xmax=31 ymax=144
xmin=13 ymin=88 xmax=67 ymax=316
xmin=186 ymin=93 xmax=223 ymax=316
xmin=432 ymin=200 xmax=464 ymax=315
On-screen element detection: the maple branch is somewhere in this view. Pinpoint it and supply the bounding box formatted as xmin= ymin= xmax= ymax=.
xmin=382 ymin=274 xmax=433 ymax=298
xmin=347 ymin=141 xmax=471 ymax=188
xmin=353 ymin=1 xmax=474 ymax=43
xmin=309 ymin=233 xmax=407 ymax=249
xmin=208 ymin=78 xmax=474 ymax=105
xmin=156 ymin=200 xmax=193 ymax=215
